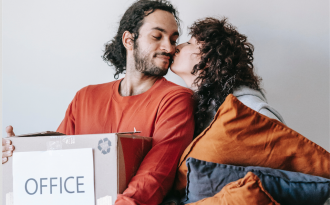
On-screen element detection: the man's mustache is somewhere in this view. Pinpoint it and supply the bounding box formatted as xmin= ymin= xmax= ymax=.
xmin=153 ymin=52 xmax=173 ymax=61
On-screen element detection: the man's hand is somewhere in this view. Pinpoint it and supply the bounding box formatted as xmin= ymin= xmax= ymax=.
xmin=2 ymin=126 xmax=15 ymax=164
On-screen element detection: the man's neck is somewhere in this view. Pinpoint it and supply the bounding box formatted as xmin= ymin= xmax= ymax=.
xmin=119 ymin=69 xmax=161 ymax=97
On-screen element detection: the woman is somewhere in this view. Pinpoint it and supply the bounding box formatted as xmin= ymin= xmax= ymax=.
xmin=171 ymin=17 xmax=285 ymax=137
xmin=161 ymin=17 xmax=286 ymax=205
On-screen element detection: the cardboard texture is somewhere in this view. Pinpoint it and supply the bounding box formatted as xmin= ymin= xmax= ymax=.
xmin=2 ymin=133 xmax=152 ymax=205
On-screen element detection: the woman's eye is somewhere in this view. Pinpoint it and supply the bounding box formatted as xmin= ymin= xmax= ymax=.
xmin=186 ymin=42 xmax=191 ymax=45
xmin=171 ymin=41 xmax=177 ymax=45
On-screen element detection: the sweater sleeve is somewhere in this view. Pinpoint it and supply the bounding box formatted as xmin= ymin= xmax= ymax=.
xmin=56 ymin=92 xmax=79 ymax=135
xmin=115 ymin=91 xmax=195 ymax=205
xmin=259 ymin=108 xmax=282 ymax=122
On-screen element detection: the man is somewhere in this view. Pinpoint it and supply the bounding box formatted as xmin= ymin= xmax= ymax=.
xmin=2 ymin=0 xmax=194 ymax=204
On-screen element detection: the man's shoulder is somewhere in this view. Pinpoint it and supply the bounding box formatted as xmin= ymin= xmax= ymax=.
xmin=155 ymin=78 xmax=194 ymax=113
xmin=77 ymin=80 xmax=119 ymax=96
xmin=156 ymin=78 xmax=193 ymax=96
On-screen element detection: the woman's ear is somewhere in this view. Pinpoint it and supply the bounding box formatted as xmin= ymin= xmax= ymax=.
xmin=122 ymin=31 xmax=134 ymax=51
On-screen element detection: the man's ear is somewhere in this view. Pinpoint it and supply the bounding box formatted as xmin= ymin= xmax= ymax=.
xmin=122 ymin=31 xmax=134 ymax=51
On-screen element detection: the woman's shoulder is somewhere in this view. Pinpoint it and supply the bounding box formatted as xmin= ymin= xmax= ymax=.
xmin=233 ymin=86 xmax=286 ymax=124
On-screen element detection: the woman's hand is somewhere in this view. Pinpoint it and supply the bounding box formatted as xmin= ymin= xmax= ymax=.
xmin=2 ymin=126 xmax=15 ymax=164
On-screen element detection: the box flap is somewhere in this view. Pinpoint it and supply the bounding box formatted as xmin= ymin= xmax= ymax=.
xmin=13 ymin=131 xmax=141 ymax=138
xmin=13 ymin=131 xmax=65 ymax=137
xmin=116 ymin=131 xmax=141 ymax=135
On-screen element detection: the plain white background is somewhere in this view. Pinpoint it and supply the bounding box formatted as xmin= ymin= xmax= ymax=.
xmin=2 ymin=0 xmax=329 ymax=152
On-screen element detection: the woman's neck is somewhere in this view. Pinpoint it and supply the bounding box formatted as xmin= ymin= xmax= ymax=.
xmin=180 ymin=74 xmax=199 ymax=91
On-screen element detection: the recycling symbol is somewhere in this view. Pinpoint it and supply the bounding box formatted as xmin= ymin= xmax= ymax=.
xmin=98 ymin=138 xmax=111 ymax=155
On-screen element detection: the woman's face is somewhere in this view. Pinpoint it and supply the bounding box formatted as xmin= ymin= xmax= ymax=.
xmin=170 ymin=37 xmax=201 ymax=88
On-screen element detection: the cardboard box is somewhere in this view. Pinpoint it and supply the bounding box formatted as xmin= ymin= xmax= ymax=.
xmin=2 ymin=133 xmax=152 ymax=205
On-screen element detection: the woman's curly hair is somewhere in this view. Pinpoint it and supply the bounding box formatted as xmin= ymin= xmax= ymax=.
xmin=102 ymin=0 xmax=180 ymax=79
xmin=190 ymin=17 xmax=262 ymax=136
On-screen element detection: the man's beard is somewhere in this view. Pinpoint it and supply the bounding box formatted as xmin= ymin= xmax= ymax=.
xmin=133 ymin=42 xmax=171 ymax=77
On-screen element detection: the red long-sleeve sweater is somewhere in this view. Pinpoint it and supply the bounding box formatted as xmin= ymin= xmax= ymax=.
xmin=57 ymin=77 xmax=194 ymax=205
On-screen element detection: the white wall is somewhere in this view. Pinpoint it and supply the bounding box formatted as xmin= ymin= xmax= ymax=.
xmin=2 ymin=0 xmax=329 ymax=150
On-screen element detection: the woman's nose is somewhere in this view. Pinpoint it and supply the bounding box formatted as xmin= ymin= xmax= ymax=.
xmin=175 ymin=43 xmax=184 ymax=54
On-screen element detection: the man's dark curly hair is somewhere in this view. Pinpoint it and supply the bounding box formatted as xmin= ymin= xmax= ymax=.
xmin=190 ymin=17 xmax=262 ymax=136
xmin=102 ymin=0 xmax=180 ymax=79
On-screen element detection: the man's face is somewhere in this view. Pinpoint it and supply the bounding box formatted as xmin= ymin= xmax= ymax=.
xmin=133 ymin=9 xmax=179 ymax=76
